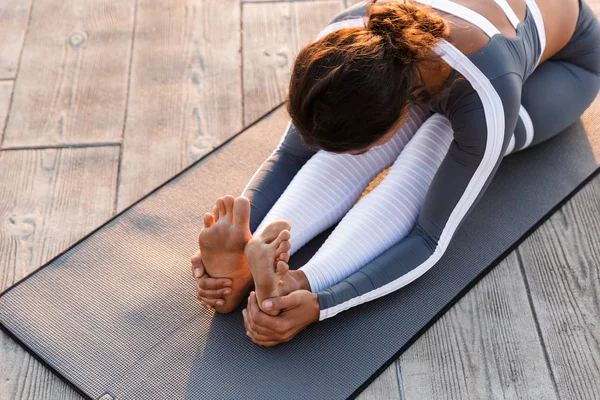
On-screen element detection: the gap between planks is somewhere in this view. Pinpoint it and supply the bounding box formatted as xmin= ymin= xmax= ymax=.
xmin=1 ymin=142 xmax=121 ymax=152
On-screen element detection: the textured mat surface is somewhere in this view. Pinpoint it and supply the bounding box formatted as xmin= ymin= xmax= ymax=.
xmin=1 ymin=99 xmax=600 ymax=399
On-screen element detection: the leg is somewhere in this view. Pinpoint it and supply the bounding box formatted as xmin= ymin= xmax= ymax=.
xmin=252 ymin=106 xmax=429 ymax=255
xmin=298 ymin=114 xmax=454 ymax=292
xmin=515 ymin=0 xmax=600 ymax=151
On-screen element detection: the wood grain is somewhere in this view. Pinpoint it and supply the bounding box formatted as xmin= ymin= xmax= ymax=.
xmin=2 ymin=0 xmax=135 ymax=147
xmin=117 ymin=0 xmax=243 ymax=211
xmin=519 ymin=175 xmax=600 ymax=400
xmin=357 ymin=362 xmax=402 ymax=400
xmin=242 ymin=0 xmax=344 ymax=123
xmin=398 ymin=252 xmax=558 ymax=400
xmin=0 ymin=81 xmax=12 ymax=144
xmin=0 ymin=147 xmax=119 ymax=400
xmin=0 ymin=0 xmax=32 ymax=79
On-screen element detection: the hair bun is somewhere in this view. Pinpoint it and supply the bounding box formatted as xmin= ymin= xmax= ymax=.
xmin=367 ymin=2 xmax=449 ymax=64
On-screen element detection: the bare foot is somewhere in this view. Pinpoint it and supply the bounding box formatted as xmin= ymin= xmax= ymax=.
xmin=199 ymin=195 xmax=253 ymax=313
xmin=245 ymin=221 xmax=298 ymax=316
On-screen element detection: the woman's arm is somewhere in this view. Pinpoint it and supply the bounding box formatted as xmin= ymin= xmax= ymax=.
xmin=243 ymin=122 xmax=316 ymax=232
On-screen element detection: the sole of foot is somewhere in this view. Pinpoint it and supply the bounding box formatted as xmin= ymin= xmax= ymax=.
xmin=244 ymin=220 xmax=293 ymax=316
xmin=199 ymin=195 xmax=254 ymax=313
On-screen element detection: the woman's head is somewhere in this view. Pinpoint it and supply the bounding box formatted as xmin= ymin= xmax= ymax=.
xmin=287 ymin=1 xmax=449 ymax=153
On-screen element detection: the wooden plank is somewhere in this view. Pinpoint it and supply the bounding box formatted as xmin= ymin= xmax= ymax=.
xmin=0 ymin=146 xmax=119 ymax=400
xmin=0 ymin=0 xmax=32 ymax=79
xmin=2 ymin=0 xmax=135 ymax=148
xmin=0 ymin=81 xmax=12 ymax=144
xmin=242 ymin=0 xmax=344 ymax=123
xmin=398 ymin=252 xmax=558 ymax=400
xmin=117 ymin=0 xmax=243 ymax=211
xmin=357 ymin=362 xmax=402 ymax=400
xmin=0 ymin=334 xmax=83 ymax=400
xmin=519 ymin=175 xmax=600 ymax=399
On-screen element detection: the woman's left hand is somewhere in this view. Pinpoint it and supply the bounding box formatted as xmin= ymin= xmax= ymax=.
xmin=242 ymin=290 xmax=320 ymax=347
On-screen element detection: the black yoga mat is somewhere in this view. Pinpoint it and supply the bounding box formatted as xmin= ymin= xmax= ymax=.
xmin=1 ymin=99 xmax=599 ymax=400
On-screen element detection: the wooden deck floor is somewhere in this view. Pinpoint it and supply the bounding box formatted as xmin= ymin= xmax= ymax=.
xmin=1 ymin=0 xmax=599 ymax=398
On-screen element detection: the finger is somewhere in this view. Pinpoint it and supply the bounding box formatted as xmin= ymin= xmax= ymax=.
xmin=222 ymin=195 xmax=235 ymax=222
xmin=197 ymin=295 xmax=223 ymax=308
xmin=216 ymin=198 xmax=226 ymax=219
xmin=244 ymin=305 xmax=278 ymax=337
xmin=233 ymin=196 xmax=251 ymax=227
xmin=243 ymin=309 xmax=278 ymax=344
xmin=255 ymin=340 xmax=280 ymax=347
xmin=248 ymin=331 xmax=279 ymax=346
xmin=191 ymin=258 xmax=204 ymax=278
xmin=248 ymin=293 xmax=283 ymax=330
xmin=203 ymin=213 xmax=215 ymax=228
xmin=191 ymin=249 xmax=202 ymax=265
xmin=262 ymin=291 xmax=302 ymax=313
xmin=196 ymin=286 xmax=231 ymax=299
xmin=198 ymin=276 xmax=232 ymax=290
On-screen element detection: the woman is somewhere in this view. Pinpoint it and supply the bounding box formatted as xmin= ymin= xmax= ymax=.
xmin=192 ymin=0 xmax=600 ymax=346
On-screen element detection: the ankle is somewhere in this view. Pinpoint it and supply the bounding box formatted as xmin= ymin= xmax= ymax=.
xmin=286 ymin=270 xmax=311 ymax=292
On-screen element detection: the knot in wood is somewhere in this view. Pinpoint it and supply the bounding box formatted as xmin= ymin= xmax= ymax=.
xmin=68 ymin=31 xmax=87 ymax=48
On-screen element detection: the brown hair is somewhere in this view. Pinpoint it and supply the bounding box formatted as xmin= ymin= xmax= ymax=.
xmin=287 ymin=1 xmax=449 ymax=153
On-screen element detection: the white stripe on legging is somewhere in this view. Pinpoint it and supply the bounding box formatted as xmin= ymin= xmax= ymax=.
xmin=515 ymin=104 xmax=535 ymax=151
xmin=300 ymin=114 xmax=454 ymax=293
xmin=320 ymin=39 xmax=506 ymax=320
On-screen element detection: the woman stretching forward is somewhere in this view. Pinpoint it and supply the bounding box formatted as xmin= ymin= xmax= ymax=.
xmin=192 ymin=0 xmax=600 ymax=346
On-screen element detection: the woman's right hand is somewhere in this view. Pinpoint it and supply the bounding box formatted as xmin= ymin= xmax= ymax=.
xmin=191 ymin=250 xmax=233 ymax=309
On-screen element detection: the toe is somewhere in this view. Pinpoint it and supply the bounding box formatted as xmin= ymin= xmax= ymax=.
xmin=276 ymin=260 xmax=289 ymax=275
xmin=233 ymin=196 xmax=251 ymax=228
xmin=216 ymin=198 xmax=226 ymax=220
xmin=276 ymin=240 xmax=291 ymax=255
xmin=260 ymin=220 xmax=292 ymax=243
xmin=272 ymin=229 xmax=291 ymax=248
xmin=278 ymin=251 xmax=290 ymax=263
xmin=203 ymin=213 xmax=215 ymax=228
xmin=223 ymin=195 xmax=235 ymax=221
xmin=212 ymin=206 xmax=220 ymax=222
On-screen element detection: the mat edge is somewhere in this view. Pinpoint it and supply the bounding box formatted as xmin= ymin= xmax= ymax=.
xmin=348 ymin=166 xmax=600 ymax=400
